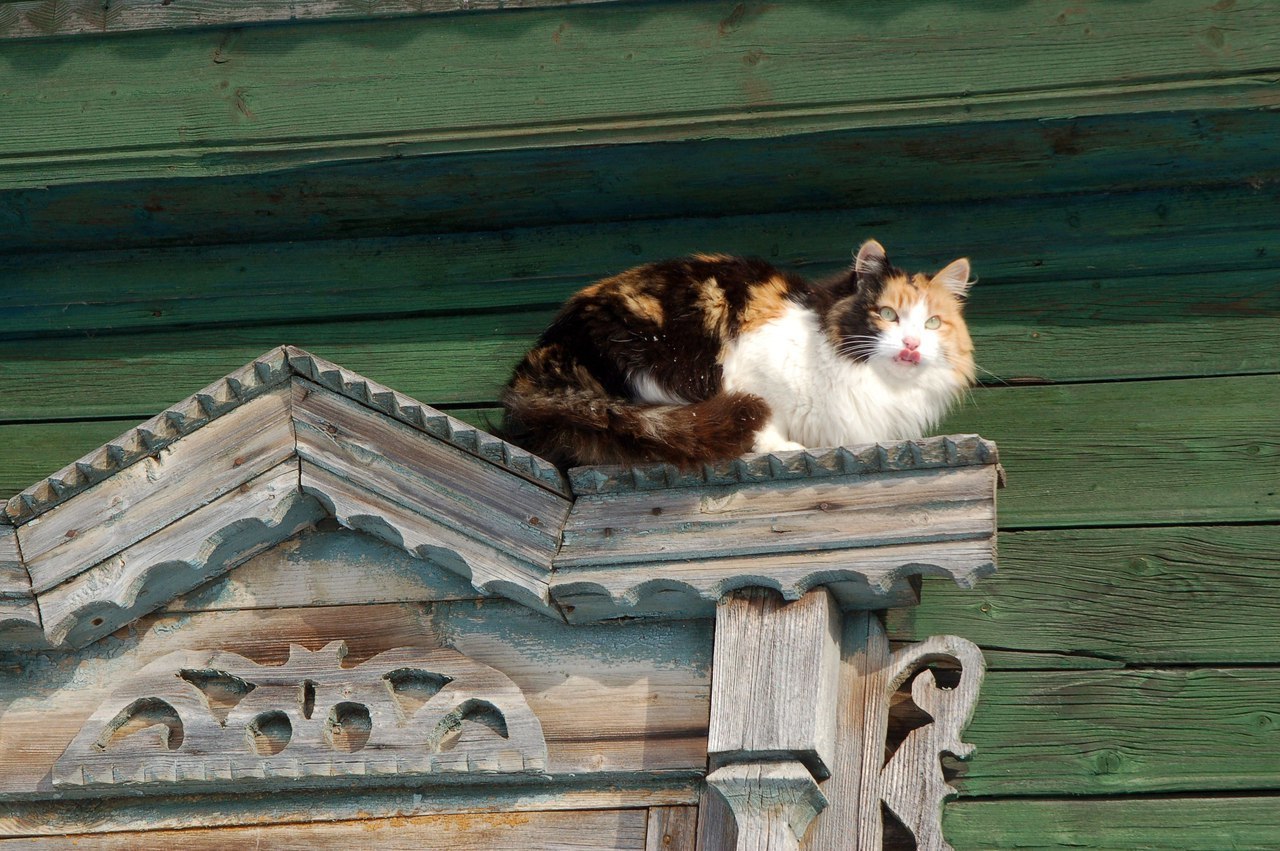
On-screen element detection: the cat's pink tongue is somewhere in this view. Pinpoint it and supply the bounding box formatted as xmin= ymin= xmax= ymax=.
xmin=896 ymin=349 xmax=922 ymax=365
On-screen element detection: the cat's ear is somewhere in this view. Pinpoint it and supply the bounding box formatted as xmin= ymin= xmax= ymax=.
xmin=854 ymin=239 xmax=887 ymax=283
xmin=933 ymin=257 xmax=973 ymax=298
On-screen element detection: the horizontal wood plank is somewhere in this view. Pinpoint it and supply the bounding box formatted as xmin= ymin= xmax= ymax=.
xmin=5 ymin=108 xmax=1279 ymax=255
xmin=3 ymin=1 xmax=1279 ymax=189
xmin=888 ymin=525 xmax=1280 ymax=665
xmin=0 ymin=598 xmax=712 ymax=799
xmin=939 ymin=374 xmax=1280 ymax=528
xmin=956 ymin=667 xmax=1280 ymax=797
xmin=4 ymin=180 xmax=1279 ymax=350
xmin=943 ymin=795 xmax=1280 ymax=850
xmin=560 ymin=466 xmax=996 ymax=567
xmin=0 ymin=808 xmax=648 ymax=849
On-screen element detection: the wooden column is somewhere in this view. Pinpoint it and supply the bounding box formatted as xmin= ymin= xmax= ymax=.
xmin=703 ymin=587 xmax=842 ymax=849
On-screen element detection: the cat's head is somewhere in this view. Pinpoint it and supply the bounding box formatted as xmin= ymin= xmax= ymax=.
xmin=826 ymin=240 xmax=976 ymax=385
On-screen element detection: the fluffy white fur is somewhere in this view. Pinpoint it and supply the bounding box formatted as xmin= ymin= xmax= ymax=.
xmin=721 ymin=303 xmax=965 ymax=452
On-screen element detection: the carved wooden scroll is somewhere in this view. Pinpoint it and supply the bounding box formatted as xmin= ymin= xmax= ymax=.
xmin=804 ymin=616 xmax=984 ymax=851
xmin=874 ymin=634 xmax=985 ymax=851
xmin=54 ymin=640 xmax=547 ymax=788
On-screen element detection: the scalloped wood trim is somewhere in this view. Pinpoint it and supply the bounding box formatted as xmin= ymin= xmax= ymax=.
xmin=39 ymin=462 xmax=325 ymax=649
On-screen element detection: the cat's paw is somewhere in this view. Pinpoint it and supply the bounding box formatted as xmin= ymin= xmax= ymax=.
xmin=752 ymin=436 xmax=807 ymax=454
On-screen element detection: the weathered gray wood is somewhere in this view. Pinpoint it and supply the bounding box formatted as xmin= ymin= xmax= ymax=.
xmin=696 ymin=782 xmax=739 ymax=851
xmin=4 ymin=347 xmax=293 ymax=524
xmin=285 ymin=349 xmax=567 ymax=497
xmin=166 ymin=525 xmax=482 ymax=613
xmin=709 ymin=589 xmax=842 ymax=778
xmin=0 ymin=808 xmax=649 ymax=849
xmin=54 ymin=639 xmax=547 ymax=789
xmin=37 ymin=462 xmax=324 ymax=649
xmin=0 ymin=526 xmax=25 ymax=590
xmin=554 ymin=458 xmax=997 ymax=622
xmin=560 ymin=464 xmax=998 ymax=567
xmin=551 ymin=537 xmax=990 ymax=622
xmin=569 ymin=438 xmax=999 ymax=495
xmin=0 ymin=598 xmax=712 ymax=804
xmin=875 ymin=636 xmax=985 ymax=851
xmin=706 ymin=760 xmax=828 ymax=851
xmin=20 ymin=385 xmax=296 ymax=594
xmin=0 ymin=0 xmax=630 ymax=41
xmin=293 ymin=381 xmax=568 ymax=566
xmin=802 ymin=612 xmax=886 ymax=851
xmin=299 ymin=462 xmax=556 ymax=615
xmin=2 ymin=783 xmax=691 ymax=844
xmin=646 ymin=805 xmax=699 ymax=851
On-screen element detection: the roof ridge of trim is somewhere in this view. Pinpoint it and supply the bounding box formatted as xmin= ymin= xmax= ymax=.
xmin=3 ymin=346 xmax=568 ymax=526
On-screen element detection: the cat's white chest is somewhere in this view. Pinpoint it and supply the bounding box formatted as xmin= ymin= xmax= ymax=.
xmin=720 ymin=305 xmax=957 ymax=449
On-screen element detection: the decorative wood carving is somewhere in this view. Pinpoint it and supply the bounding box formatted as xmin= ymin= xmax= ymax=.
xmin=553 ymin=457 xmax=999 ymax=622
xmin=706 ymin=760 xmax=829 ymax=851
xmin=806 ymin=616 xmax=985 ymax=851
xmin=0 ymin=347 xmax=1000 ymax=650
xmin=39 ymin=464 xmax=325 ymax=649
xmin=873 ymin=634 xmax=986 ymax=851
xmin=54 ymin=640 xmax=548 ymax=789
xmin=569 ymin=436 xmax=999 ymax=495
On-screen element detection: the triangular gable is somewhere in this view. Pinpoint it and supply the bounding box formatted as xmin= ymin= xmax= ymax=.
xmin=0 ymin=347 xmax=1001 ymax=652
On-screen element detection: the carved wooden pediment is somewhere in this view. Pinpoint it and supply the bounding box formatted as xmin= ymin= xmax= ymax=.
xmin=54 ymin=639 xmax=547 ymax=790
xmin=0 ymin=346 xmax=1001 ymax=652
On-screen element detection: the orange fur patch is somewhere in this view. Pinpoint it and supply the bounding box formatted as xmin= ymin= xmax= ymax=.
xmin=737 ymin=274 xmax=792 ymax=332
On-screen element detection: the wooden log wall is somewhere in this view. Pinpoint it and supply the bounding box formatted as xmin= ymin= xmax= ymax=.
xmin=2 ymin=1 xmax=1279 ymax=846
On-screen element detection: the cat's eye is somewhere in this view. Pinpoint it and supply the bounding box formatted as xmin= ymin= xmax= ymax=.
xmin=877 ymin=307 xmax=898 ymax=322
xmin=925 ymin=316 xmax=942 ymax=329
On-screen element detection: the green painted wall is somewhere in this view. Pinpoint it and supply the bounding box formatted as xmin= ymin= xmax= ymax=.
xmin=2 ymin=1 xmax=1278 ymax=846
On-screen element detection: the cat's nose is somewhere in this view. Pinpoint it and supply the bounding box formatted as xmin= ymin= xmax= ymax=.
xmin=902 ymin=336 xmax=921 ymax=350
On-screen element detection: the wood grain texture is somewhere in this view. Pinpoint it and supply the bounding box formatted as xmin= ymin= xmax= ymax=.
xmin=4 ymin=108 xmax=1278 ymax=256
xmin=939 ymin=374 xmax=1280 ymax=528
xmin=956 ymin=668 xmax=1280 ymax=797
xmin=2 ymin=1 xmax=1278 ymax=189
xmin=561 ymin=465 xmax=997 ymax=566
xmin=54 ymin=639 xmax=548 ymax=788
xmin=0 ymin=597 xmax=712 ymax=801
xmin=709 ymin=589 xmax=841 ymax=779
xmin=0 ymin=0 xmax=628 ymax=41
xmin=706 ymin=760 xmax=828 ymax=851
xmin=875 ymin=635 xmax=985 ymax=851
xmin=888 ymin=526 xmax=1280 ymax=665
xmin=299 ymin=462 xmax=555 ymax=614
xmin=20 ymin=386 xmax=295 ymax=594
xmin=646 ymin=805 xmax=699 ymax=851
xmin=942 ymin=795 xmax=1280 ymax=850
xmin=165 ymin=523 xmax=481 ymax=613
xmin=0 ymin=808 xmax=648 ymax=849
xmin=3 ymin=178 xmax=1280 ymax=372
xmin=36 ymin=461 xmax=322 ymax=649
xmin=294 ymin=382 xmax=568 ymax=565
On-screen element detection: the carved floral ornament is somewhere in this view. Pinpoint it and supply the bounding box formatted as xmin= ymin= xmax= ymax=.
xmin=54 ymin=641 xmax=548 ymax=788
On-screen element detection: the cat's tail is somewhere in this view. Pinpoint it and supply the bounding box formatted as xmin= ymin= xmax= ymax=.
xmin=500 ymin=389 xmax=771 ymax=468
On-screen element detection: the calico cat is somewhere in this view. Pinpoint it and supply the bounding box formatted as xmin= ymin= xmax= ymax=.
xmin=501 ymin=240 xmax=975 ymax=468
